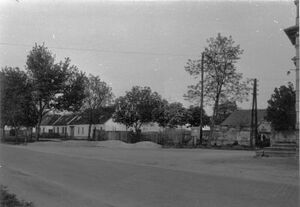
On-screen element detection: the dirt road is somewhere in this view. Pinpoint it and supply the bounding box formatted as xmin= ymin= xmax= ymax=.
xmin=0 ymin=142 xmax=298 ymax=207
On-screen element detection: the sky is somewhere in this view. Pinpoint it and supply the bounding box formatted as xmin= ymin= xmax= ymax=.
xmin=0 ymin=0 xmax=296 ymax=114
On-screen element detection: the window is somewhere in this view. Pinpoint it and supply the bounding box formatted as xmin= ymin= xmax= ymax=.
xmin=62 ymin=127 xmax=64 ymax=133
xmin=82 ymin=127 xmax=84 ymax=134
xmin=78 ymin=127 xmax=80 ymax=134
xmin=43 ymin=128 xmax=45 ymax=133
xmin=57 ymin=127 xmax=59 ymax=134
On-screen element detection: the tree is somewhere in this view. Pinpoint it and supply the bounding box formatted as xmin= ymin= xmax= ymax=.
xmin=113 ymin=86 xmax=163 ymax=139
xmin=57 ymin=68 xmax=87 ymax=112
xmin=266 ymin=83 xmax=296 ymax=131
xmin=185 ymin=34 xmax=250 ymax=145
xmin=186 ymin=106 xmax=210 ymax=127
xmin=0 ymin=67 xmax=38 ymax=141
xmin=26 ymin=44 xmax=86 ymax=140
xmin=83 ymin=74 xmax=114 ymax=140
xmin=153 ymin=102 xmax=189 ymax=128
xmin=215 ymin=100 xmax=237 ymax=125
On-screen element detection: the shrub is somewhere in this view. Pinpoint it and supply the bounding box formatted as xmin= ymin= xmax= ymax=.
xmin=0 ymin=185 xmax=34 ymax=207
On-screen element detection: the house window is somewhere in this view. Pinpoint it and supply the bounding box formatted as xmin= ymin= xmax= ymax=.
xmin=57 ymin=127 xmax=59 ymax=134
xmin=82 ymin=127 xmax=84 ymax=134
xmin=43 ymin=128 xmax=45 ymax=133
xmin=65 ymin=127 xmax=67 ymax=134
xmin=78 ymin=127 xmax=80 ymax=134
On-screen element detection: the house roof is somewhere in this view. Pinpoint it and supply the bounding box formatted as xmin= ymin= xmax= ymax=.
xmin=53 ymin=114 xmax=77 ymax=126
xmin=40 ymin=114 xmax=61 ymax=126
xmin=69 ymin=108 xmax=114 ymax=125
xmin=221 ymin=109 xmax=267 ymax=127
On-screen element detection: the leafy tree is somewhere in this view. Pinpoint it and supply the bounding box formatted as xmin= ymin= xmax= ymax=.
xmin=186 ymin=106 xmax=210 ymax=127
xmin=153 ymin=102 xmax=189 ymax=128
xmin=185 ymin=34 xmax=250 ymax=144
xmin=57 ymin=68 xmax=87 ymax=112
xmin=215 ymin=100 xmax=237 ymax=125
xmin=152 ymin=99 xmax=169 ymax=127
xmin=26 ymin=44 xmax=86 ymax=140
xmin=266 ymin=83 xmax=296 ymax=131
xmin=83 ymin=74 xmax=114 ymax=140
xmin=113 ymin=86 xmax=163 ymax=138
xmin=0 ymin=67 xmax=38 ymax=141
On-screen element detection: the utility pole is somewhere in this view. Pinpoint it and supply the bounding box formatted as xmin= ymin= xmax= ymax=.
xmin=250 ymin=78 xmax=258 ymax=148
xmin=199 ymin=52 xmax=204 ymax=146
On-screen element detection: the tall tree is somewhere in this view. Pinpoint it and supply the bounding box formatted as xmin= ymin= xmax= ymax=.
xmin=83 ymin=74 xmax=114 ymax=140
xmin=113 ymin=86 xmax=163 ymax=138
xmin=26 ymin=44 xmax=86 ymax=140
xmin=266 ymin=83 xmax=296 ymax=131
xmin=185 ymin=34 xmax=250 ymax=145
xmin=0 ymin=67 xmax=38 ymax=141
xmin=186 ymin=106 xmax=210 ymax=127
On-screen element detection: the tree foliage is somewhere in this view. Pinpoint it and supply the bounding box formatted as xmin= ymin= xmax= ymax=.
xmin=186 ymin=106 xmax=210 ymax=127
xmin=26 ymin=44 xmax=86 ymax=139
xmin=83 ymin=74 xmax=114 ymax=139
xmin=266 ymin=83 xmax=296 ymax=131
xmin=153 ymin=102 xmax=189 ymax=128
xmin=0 ymin=67 xmax=38 ymax=138
xmin=185 ymin=34 xmax=250 ymax=144
xmin=113 ymin=86 xmax=163 ymax=133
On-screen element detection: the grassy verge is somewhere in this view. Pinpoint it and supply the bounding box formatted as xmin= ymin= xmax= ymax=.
xmin=0 ymin=185 xmax=34 ymax=207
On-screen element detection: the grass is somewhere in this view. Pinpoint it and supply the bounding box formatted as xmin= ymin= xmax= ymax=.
xmin=0 ymin=185 xmax=34 ymax=207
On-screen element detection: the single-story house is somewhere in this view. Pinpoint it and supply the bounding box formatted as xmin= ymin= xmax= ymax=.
xmin=215 ymin=109 xmax=271 ymax=146
xmin=53 ymin=114 xmax=78 ymax=137
xmin=40 ymin=114 xmax=61 ymax=134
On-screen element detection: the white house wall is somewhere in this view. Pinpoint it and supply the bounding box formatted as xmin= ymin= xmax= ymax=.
xmin=67 ymin=124 xmax=103 ymax=139
xmin=41 ymin=126 xmax=54 ymax=133
xmin=103 ymin=118 xmax=127 ymax=131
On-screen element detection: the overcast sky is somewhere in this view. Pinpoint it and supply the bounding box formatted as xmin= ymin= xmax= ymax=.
xmin=0 ymin=0 xmax=296 ymax=114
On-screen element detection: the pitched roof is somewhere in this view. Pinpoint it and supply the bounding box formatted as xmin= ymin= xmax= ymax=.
xmin=69 ymin=108 xmax=114 ymax=125
xmin=53 ymin=114 xmax=77 ymax=126
xmin=40 ymin=114 xmax=61 ymax=126
xmin=221 ymin=109 xmax=267 ymax=127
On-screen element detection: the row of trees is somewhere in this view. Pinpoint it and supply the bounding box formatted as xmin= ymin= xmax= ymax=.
xmin=0 ymin=44 xmax=114 ymax=141
xmin=1 ymin=34 xmax=295 ymax=143
xmin=1 ymin=43 xmax=214 ymax=141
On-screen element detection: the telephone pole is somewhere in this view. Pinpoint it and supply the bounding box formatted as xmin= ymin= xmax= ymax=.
xmin=199 ymin=52 xmax=204 ymax=145
xmin=250 ymin=78 xmax=258 ymax=148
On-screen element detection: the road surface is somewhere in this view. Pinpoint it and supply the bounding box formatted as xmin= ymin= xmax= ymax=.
xmin=0 ymin=142 xmax=298 ymax=207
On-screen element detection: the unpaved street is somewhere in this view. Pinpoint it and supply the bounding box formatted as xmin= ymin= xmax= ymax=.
xmin=0 ymin=141 xmax=298 ymax=207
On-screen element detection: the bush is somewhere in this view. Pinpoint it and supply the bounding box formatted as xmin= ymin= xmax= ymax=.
xmin=0 ymin=185 xmax=34 ymax=207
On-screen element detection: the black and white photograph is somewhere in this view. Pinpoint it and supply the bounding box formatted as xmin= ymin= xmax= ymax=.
xmin=0 ymin=0 xmax=299 ymax=206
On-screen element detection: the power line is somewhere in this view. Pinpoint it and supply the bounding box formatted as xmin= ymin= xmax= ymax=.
xmin=0 ymin=42 xmax=197 ymax=57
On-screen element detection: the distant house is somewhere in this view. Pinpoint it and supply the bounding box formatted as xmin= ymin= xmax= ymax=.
xmin=67 ymin=110 xmax=127 ymax=139
xmin=215 ymin=109 xmax=271 ymax=146
xmin=40 ymin=114 xmax=61 ymax=134
xmin=53 ymin=114 xmax=77 ymax=137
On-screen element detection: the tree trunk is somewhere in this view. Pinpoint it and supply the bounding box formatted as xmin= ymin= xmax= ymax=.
xmin=36 ymin=113 xmax=42 ymax=141
xmin=209 ymin=93 xmax=221 ymax=146
xmin=1 ymin=126 xmax=5 ymax=142
xmin=88 ymin=123 xmax=92 ymax=141
xmin=14 ymin=127 xmax=18 ymax=144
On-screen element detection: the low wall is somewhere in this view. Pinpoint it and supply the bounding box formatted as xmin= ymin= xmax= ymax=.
xmin=270 ymin=130 xmax=299 ymax=146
